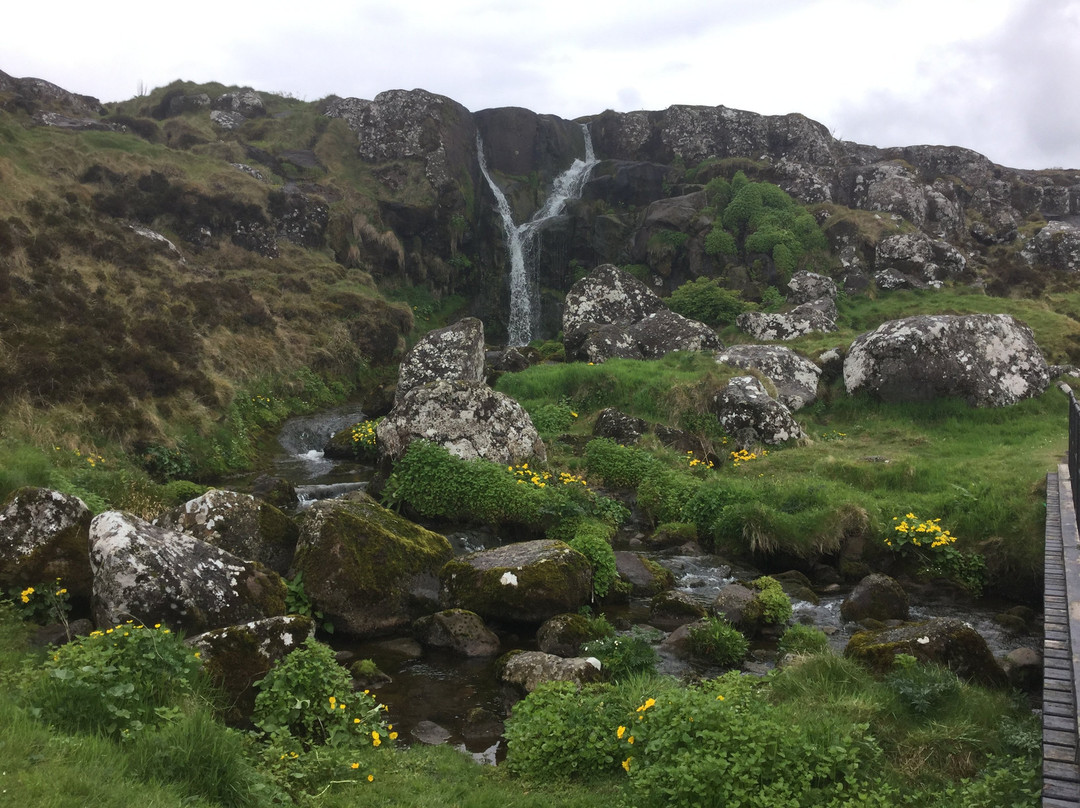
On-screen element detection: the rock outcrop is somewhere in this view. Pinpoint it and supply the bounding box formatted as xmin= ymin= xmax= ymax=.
xmin=0 ymin=488 xmax=93 ymax=603
xmin=844 ymin=314 xmax=1050 ymax=406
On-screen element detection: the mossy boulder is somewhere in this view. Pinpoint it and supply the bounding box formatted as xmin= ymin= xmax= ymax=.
xmin=614 ymin=551 xmax=675 ymax=596
xmin=841 ymin=573 xmax=909 ymax=623
xmin=156 ymin=488 xmax=299 ymax=576
xmin=650 ymin=589 xmax=708 ymax=629
xmin=189 ymin=615 xmax=315 ymax=723
xmin=89 ymin=511 xmax=287 ymax=634
xmin=0 ymin=487 xmax=93 ymax=607
xmin=290 ymin=491 xmax=453 ymax=638
xmin=413 ymin=608 xmax=500 ymax=656
xmin=844 ymin=617 xmax=1008 ymax=688
xmin=439 ymin=540 xmax=593 ymax=624
xmin=537 ymin=612 xmax=596 ymax=657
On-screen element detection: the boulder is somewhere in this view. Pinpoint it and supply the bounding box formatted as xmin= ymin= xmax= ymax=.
xmin=614 ymin=551 xmax=674 ymax=596
xmin=89 ymin=511 xmax=287 ymax=634
xmin=711 ymin=376 xmax=804 ymax=445
xmin=845 ymin=617 xmax=1008 ymax=687
xmin=1000 ymin=646 xmax=1041 ymax=692
xmin=250 ymin=475 xmax=299 ymax=511
xmin=377 ymin=380 xmax=546 ymax=465
xmin=650 ymin=589 xmax=708 ymax=629
xmin=874 ymin=267 xmax=928 ymax=291
xmin=498 ymin=650 xmax=603 ymax=694
xmin=210 ymin=110 xmax=246 ymax=130
xmin=1022 ymin=220 xmax=1080 ymax=272
xmin=735 ymin=299 xmax=837 ymax=341
xmin=189 ymin=615 xmax=315 ymax=721
xmin=213 ymin=89 xmax=265 ymax=118
xmin=155 ymin=489 xmax=299 ymax=576
xmin=840 ymin=573 xmax=909 ymax=622
xmin=413 ymin=609 xmax=500 ymax=656
xmin=290 ymin=492 xmax=452 ymax=638
xmin=843 ymin=314 xmax=1050 ymax=407
xmin=0 ymin=487 xmax=93 ymax=604
xmin=536 ymin=612 xmax=596 ymax=657
xmin=632 ymin=309 xmax=724 ymax=359
xmin=395 ymin=317 xmax=486 ymax=405
xmin=562 ymin=264 xmax=666 ymax=357
xmin=440 ymin=540 xmax=593 ymax=624
xmin=711 ymin=583 xmax=757 ymax=630
xmin=786 ymin=271 xmax=838 ymax=305
xmin=593 ymin=408 xmax=648 ymax=445
xmin=874 ymin=232 xmax=966 ymax=285
xmin=715 ymin=345 xmax=822 ymax=411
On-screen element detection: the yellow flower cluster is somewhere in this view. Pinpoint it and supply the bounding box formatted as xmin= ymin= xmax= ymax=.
xmin=508 ymin=463 xmax=589 ymax=490
xmin=250 ymin=395 xmax=273 ymax=407
xmin=350 ymin=420 xmax=378 ymax=447
xmin=890 ymin=513 xmax=957 ymax=549
xmin=730 ymin=449 xmax=766 ymax=467
xmin=685 ymin=451 xmax=714 ymax=470
xmin=20 ymin=586 xmax=34 ymax=604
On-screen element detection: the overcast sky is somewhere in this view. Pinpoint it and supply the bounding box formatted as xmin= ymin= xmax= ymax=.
xmin=4 ymin=0 xmax=1078 ymax=170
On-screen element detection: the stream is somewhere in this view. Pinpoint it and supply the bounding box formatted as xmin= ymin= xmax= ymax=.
xmin=258 ymin=409 xmax=1043 ymax=763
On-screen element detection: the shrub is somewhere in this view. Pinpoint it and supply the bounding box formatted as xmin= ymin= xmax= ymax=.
xmin=666 ymin=277 xmax=746 ymax=326
xmin=687 ymin=617 xmax=748 ymax=666
xmin=751 ymin=576 xmax=792 ymax=624
xmin=637 ymin=466 xmax=701 ymax=525
xmin=584 ymin=438 xmax=658 ymax=489
xmin=884 ymin=653 xmax=962 ymax=717
xmin=565 ymin=520 xmax=618 ymax=598
xmin=27 ymin=621 xmax=206 ymax=737
xmin=777 ymin=624 xmax=831 ymax=657
xmin=582 ymin=629 xmax=660 ymax=681
xmin=252 ymin=637 xmax=390 ymax=749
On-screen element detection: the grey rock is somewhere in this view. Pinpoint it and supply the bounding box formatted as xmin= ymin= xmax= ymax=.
xmin=395 ymin=318 xmax=486 ymax=405
xmin=1023 ymin=220 xmax=1080 ymax=271
xmin=0 ymin=487 xmax=93 ymax=602
xmin=715 ymin=345 xmax=821 ymax=411
xmin=840 ymin=573 xmax=909 ymax=622
xmin=711 ymin=376 xmax=804 ymax=444
xmin=413 ymin=609 xmax=500 ymax=656
xmin=499 ymin=650 xmax=603 ymax=694
xmin=786 ymin=271 xmax=838 ymax=305
xmin=210 ymin=110 xmax=246 ymax=130
xmin=593 ymin=408 xmax=648 ymax=445
xmin=735 ymin=299 xmax=837 ymax=341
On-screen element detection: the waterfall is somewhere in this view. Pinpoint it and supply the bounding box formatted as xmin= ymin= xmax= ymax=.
xmin=477 ymin=123 xmax=598 ymax=346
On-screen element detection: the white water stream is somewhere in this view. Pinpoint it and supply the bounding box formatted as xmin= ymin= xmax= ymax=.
xmin=477 ymin=124 xmax=598 ymax=346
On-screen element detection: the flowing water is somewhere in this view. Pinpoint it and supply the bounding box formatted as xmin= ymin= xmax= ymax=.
xmin=477 ymin=124 xmax=598 ymax=346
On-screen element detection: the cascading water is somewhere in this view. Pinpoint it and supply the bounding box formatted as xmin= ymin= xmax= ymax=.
xmin=477 ymin=123 xmax=598 ymax=346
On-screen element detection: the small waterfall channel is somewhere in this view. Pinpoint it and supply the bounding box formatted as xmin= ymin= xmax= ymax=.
xmin=477 ymin=123 xmax=598 ymax=346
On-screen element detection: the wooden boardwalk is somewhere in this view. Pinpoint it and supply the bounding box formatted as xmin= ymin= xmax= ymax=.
xmin=1044 ymin=464 xmax=1080 ymax=806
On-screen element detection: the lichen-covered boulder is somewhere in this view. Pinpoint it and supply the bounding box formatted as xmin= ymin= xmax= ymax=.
xmin=377 ymin=380 xmax=546 ymax=465
xmin=290 ymin=491 xmax=453 ymax=638
xmin=843 ymin=314 xmax=1050 ymax=407
xmin=498 ymin=650 xmax=603 ymax=694
xmin=593 ymin=408 xmax=648 ymax=445
xmin=735 ymin=299 xmax=837 ymax=341
xmin=563 ymin=264 xmax=666 ymax=358
xmin=711 ymin=376 xmax=804 ymax=445
xmin=395 ymin=317 xmax=486 ymax=405
xmin=536 ymin=612 xmax=596 ymax=657
xmin=189 ymin=615 xmax=315 ymax=721
xmin=614 ymin=551 xmax=674 ymax=597
xmin=840 ymin=573 xmax=909 ymax=623
xmin=412 ymin=608 xmax=500 ymax=656
xmin=89 ymin=511 xmax=287 ymax=633
xmin=0 ymin=487 xmax=93 ymax=603
xmin=155 ymin=489 xmax=299 ymax=576
xmin=787 ymin=271 xmax=838 ymax=305
xmin=632 ymin=310 xmax=724 ymax=358
xmin=845 ymin=617 xmax=1008 ymax=687
xmin=1022 ymin=220 xmax=1080 ymax=271
xmin=715 ymin=345 xmax=822 ymax=411
xmin=875 ymin=232 xmax=967 ymax=286
xmin=440 ymin=540 xmax=593 ymax=624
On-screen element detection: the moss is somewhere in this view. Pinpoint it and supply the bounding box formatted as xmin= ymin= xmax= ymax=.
xmin=256 ymin=502 xmax=300 ymax=550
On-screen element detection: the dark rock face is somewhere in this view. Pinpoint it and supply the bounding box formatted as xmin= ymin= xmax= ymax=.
xmin=845 ymin=617 xmax=1008 ymax=688
xmin=844 ymin=314 xmax=1050 ymax=406
xmin=0 ymin=69 xmax=106 ymax=118
xmin=715 ymin=345 xmax=821 ymax=411
xmin=840 ymin=573 xmax=909 ymax=623
xmin=593 ymin=408 xmax=648 ymax=445
xmin=413 ymin=608 xmax=500 ymax=656
xmin=0 ymin=488 xmax=93 ymax=602
xmin=289 ymin=492 xmax=452 ymax=638
xmin=155 ymin=489 xmax=299 ymax=577
xmin=89 ymin=511 xmax=287 ymax=634
xmin=440 ymin=540 xmax=593 ymax=624
xmin=711 ymin=376 xmax=804 ymax=445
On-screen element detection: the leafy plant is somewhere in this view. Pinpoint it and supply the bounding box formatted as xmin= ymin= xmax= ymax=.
xmin=13 ymin=578 xmax=70 ymax=630
xmin=27 ymin=621 xmax=206 ymax=737
xmin=667 ymin=277 xmax=746 ymax=327
xmin=584 ymin=438 xmax=658 ymax=489
xmin=687 ymin=617 xmax=748 ymax=666
xmin=582 ymin=629 xmax=660 ymax=681
xmin=750 ymin=576 xmax=792 ymax=624
xmin=884 ymin=653 xmax=961 ymax=717
xmin=777 ymin=624 xmax=831 ymax=657
xmin=284 ymin=571 xmax=333 ymax=634
xmin=566 ymin=520 xmax=618 ymax=598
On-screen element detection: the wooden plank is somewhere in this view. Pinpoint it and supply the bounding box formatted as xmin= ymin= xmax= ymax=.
xmin=1045 ymin=759 xmax=1080 ymax=783
xmin=1045 ymin=727 xmax=1078 ymax=747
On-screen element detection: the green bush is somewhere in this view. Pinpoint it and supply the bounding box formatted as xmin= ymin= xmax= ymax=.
xmin=27 ymin=621 xmax=206 ymax=737
xmin=637 ymin=466 xmax=701 ymax=525
xmin=584 ymin=438 xmax=658 ymax=489
xmin=582 ymin=629 xmax=660 ymax=681
xmin=687 ymin=617 xmax=748 ymax=666
xmin=565 ymin=520 xmax=618 ymax=598
xmin=666 ymin=277 xmax=746 ymax=327
xmin=884 ymin=653 xmax=962 ymax=717
xmin=751 ymin=576 xmax=792 ymax=624
xmin=777 ymin=624 xmax=831 ymax=657
xmin=252 ymin=637 xmax=390 ymax=749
